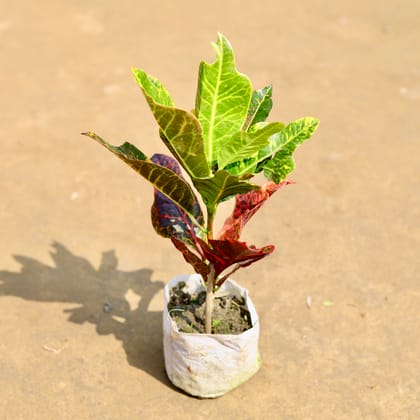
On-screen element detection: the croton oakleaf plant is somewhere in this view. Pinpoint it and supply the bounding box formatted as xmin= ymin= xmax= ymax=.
xmin=83 ymin=33 xmax=319 ymax=333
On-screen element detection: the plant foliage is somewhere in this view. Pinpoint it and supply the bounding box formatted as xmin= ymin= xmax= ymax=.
xmin=84 ymin=32 xmax=319 ymax=304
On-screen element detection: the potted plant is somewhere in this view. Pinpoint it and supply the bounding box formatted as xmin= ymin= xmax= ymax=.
xmin=83 ymin=33 xmax=319 ymax=398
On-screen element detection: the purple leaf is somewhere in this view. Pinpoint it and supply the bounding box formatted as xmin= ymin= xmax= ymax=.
xmin=150 ymin=154 xmax=204 ymax=246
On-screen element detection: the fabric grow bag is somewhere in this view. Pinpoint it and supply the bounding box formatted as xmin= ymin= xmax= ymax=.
xmin=163 ymin=274 xmax=261 ymax=398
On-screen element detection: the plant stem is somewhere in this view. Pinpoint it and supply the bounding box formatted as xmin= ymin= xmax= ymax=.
xmin=204 ymin=205 xmax=217 ymax=333
xmin=205 ymin=264 xmax=216 ymax=334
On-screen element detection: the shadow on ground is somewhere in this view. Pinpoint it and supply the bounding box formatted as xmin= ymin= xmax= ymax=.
xmin=0 ymin=242 xmax=171 ymax=387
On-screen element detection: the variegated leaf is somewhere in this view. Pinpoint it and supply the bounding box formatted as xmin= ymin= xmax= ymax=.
xmin=197 ymin=238 xmax=274 ymax=280
xmin=193 ymin=170 xmax=259 ymax=210
xmin=217 ymin=122 xmax=285 ymax=170
xmin=132 ymin=68 xmax=174 ymax=106
xmin=171 ymin=236 xmax=210 ymax=280
xmin=218 ymin=180 xmax=293 ymax=240
xmin=82 ymin=132 xmax=203 ymax=228
xmin=132 ymin=68 xmax=210 ymax=179
xmin=227 ymin=117 xmax=319 ymax=177
xmin=150 ymin=154 xmax=204 ymax=246
xmin=195 ymin=33 xmax=252 ymax=167
xmin=263 ymin=117 xmax=319 ymax=182
xmin=243 ymin=85 xmax=273 ymax=131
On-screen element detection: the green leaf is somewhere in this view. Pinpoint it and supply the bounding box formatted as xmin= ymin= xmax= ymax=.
xmin=263 ymin=154 xmax=295 ymax=183
xmin=132 ymin=68 xmax=210 ymax=179
xmin=262 ymin=117 xmax=319 ymax=160
xmin=217 ymin=122 xmax=284 ymax=170
xmin=263 ymin=117 xmax=319 ymax=182
xmin=243 ymin=85 xmax=273 ymax=131
xmin=193 ymin=170 xmax=259 ymax=210
xmin=195 ymin=33 xmax=252 ymax=167
xmin=132 ymin=68 xmax=174 ymax=106
xmin=82 ymin=132 xmax=203 ymax=228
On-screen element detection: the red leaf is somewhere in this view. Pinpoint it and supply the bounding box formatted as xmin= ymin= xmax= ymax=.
xmin=171 ymin=236 xmax=210 ymax=280
xmin=218 ymin=180 xmax=293 ymax=240
xmin=197 ymin=238 xmax=274 ymax=280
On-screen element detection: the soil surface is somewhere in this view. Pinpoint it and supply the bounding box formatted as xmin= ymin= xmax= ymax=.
xmin=168 ymin=282 xmax=252 ymax=334
xmin=1 ymin=0 xmax=419 ymax=418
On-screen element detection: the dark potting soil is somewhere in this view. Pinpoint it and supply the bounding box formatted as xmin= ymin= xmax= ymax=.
xmin=167 ymin=281 xmax=252 ymax=334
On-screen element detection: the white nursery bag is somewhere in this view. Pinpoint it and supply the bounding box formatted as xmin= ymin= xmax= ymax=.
xmin=163 ymin=274 xmax=261 ymax=398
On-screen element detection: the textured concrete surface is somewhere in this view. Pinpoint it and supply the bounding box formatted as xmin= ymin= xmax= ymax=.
xmin=1 ymin=0 xmax=419 ymax=418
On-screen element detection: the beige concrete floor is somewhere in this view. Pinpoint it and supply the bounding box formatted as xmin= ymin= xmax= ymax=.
xmin=1 ymin=0 xmax=419 ymax=418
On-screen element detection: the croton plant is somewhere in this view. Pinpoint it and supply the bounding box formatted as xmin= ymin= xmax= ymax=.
xmin=83 ymin=33 xmax=319 ymax=333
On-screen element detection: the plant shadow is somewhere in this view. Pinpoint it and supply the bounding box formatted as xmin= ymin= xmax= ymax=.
xmin=0 ymin=241 xmax=172 ymax=387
